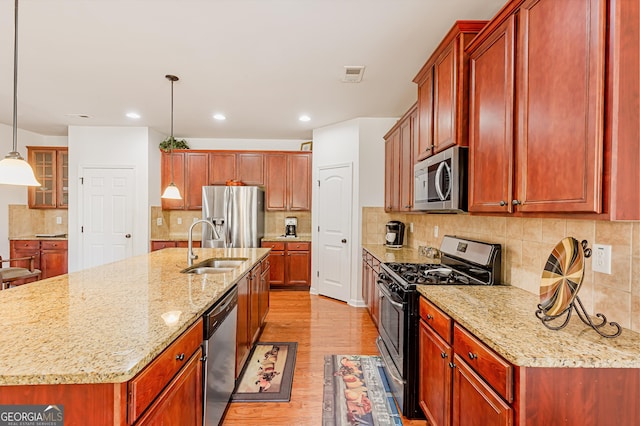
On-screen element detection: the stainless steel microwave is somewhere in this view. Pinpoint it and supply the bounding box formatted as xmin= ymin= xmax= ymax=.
xmin=413 ymin=146 xmax=467 ymax=211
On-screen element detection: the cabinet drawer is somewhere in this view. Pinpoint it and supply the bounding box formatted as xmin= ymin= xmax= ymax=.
xmin=453 ymin=323 xmax=513 ymax=402
xmin=262 ymin=241 xmax=285 ymax=251
xmin=12 ymin=240 xmax=39 ymax=250
xmin=419 ymin=297 xmax=452 ymax=343
xmin=129 ymin=318 xmax=203 ymax=422
xmin=287 ymin=242 xmax=310 ymax=251
xmin=41 ymin=240 xmax=67 ymax=250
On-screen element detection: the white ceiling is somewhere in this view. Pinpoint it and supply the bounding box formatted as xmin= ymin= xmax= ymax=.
xmin=0 ymin=0 xmax=505 ymax=140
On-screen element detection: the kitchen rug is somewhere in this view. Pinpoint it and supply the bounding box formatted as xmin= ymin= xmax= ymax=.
xmin=322 ymin=355 xmax=402 ymax=426
xmin=231 ymin=342 xmax=297 ymax=402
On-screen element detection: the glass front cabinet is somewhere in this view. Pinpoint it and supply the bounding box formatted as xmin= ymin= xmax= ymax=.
xmin=27 ymin=146 xmax=68 ymax=209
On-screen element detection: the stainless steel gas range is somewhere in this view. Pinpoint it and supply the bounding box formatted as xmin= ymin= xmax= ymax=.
xmin=375 ymin=235 xmax=502 ymax=419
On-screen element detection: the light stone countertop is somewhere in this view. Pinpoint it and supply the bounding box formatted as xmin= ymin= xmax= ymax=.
xmin=0 ymin=247 xmax=269 ymax=386
xmin=362 ymin=245 xmax=640 ymax=369
xmin=417 ymin=285 xmax=640 ymax=368
xmin=262 ymin=235 xmax=312 ymax=242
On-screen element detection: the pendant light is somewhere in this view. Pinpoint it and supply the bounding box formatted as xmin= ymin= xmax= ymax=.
xmin=161 ymin=74 xmax=182 ymax=200
xmin=0 ymin=0 xmax=40 ymax=186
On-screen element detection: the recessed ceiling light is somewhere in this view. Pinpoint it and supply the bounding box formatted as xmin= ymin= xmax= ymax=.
xmin=65 ymin=113 xmax=91 ymax=119
xmin=299 ymin=115 xmax=311 ymax=122
xmin=213 ymin=113 xmax=226 ymax=121
xmin=126 ymin=112 xmax=141 ymax=119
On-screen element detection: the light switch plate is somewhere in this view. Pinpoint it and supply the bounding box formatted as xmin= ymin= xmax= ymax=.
xmin=177 ymin=218 xmax=182 ymax=225
xmin=592 ymin=243 xmax=612 ymax=274
xmin=56 ymin=216 xmax=62 ymax=225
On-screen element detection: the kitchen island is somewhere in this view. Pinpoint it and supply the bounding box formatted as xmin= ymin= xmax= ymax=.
xmin=0 ymin=247 xmax=269 ymax=424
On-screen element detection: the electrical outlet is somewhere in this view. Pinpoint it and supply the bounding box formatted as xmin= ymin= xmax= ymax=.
xmin=193 ymin=217 xmax=198 ymax=223
xmin=409 ymin=223 xmax=414 ymax=233
xmin=177 ymin=218 xmax=182 ymax=225
xmin=156 ymin=217 xmax=162 ymax=226
xmin=434 ymin=225 xmax=439 ymax=238
xmin=591 ymin=243 xmax=612 ymax=274
xmin=56 ymin=216 xmax=62 ymax=225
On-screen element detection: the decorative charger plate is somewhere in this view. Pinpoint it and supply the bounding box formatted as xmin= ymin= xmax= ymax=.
xmin=539 ymin=237 xmax=585 ymax=317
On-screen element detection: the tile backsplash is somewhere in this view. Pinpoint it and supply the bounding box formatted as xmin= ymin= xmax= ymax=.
xmin=8 ymin=205 xmax=68 ymax=237
xmin=150 ymin=207 xmax=311 ymax=240
xmin=363 ymin=207 xmax=640 ymax=333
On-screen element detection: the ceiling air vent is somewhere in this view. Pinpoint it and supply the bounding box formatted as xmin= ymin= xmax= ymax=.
xmin=342 ymin=66 xmax=365 ymax=83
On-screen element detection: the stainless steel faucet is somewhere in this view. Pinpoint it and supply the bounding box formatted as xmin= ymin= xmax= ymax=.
xmin=188 ymin=219 xmax=216 ymax=266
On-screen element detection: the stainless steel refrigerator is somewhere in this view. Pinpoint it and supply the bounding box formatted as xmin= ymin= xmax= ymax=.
xmin=201 ymin=186 xmax=265 ymax=248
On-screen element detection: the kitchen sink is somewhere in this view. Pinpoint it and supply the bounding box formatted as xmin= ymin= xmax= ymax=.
xmin=180 ymin=257 xmax=248 ymax=274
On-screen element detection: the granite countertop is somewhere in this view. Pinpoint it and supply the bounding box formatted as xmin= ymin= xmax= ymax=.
xmin=0 ymin=247 xmax=269 ymax=386
xmin=417 ymin=284 xmax=640 ymax=369
xmin=10 ymin=235 xmax=68 ymax=240
xmin=362 ymin=245 xmax=640 ymax=369
xmin=362 ymin=244 xmax=438 ymax=264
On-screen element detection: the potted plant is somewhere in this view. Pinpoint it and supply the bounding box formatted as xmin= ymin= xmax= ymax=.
xmin=159 ymin=136 xmax=189 ymax=152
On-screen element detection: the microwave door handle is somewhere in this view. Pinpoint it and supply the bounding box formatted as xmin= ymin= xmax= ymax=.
xmin=435 ymin=162 xmax=446 ymax=200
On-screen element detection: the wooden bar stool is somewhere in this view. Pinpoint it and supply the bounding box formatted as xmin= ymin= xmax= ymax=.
xmin=0 ymin=256 xmax=42 ymax=290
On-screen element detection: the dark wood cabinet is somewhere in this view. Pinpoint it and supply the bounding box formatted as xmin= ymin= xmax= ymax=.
xmin=150 ymin=241 xmax=199 ymax=251
xmin=236 ymin=261 xmax=270 ymax=377
xmin=162 ymin=149 xmax=311 ymax=211
xmin=236 ymin=273 xmax=250 ymax=377
xmin=27 ymin=146 xmax=68 ymax=209
xmin=10 ymin=239 xmax=67 ymax=281
xmin=468 ymin=0 xmax=608 ymax=214
xmin=160 ymin=151 xmax=185 ymax=210
xmin=384 ymin=103 xmax=417 ymax=212
xmin=265 ymin=152 xmax=312 ymax=211
xmin=418 ymin=296 xmax=512 ymax=426
xmin=419 ymin=318 xmax=452 ymax=426
xmin=413 ymin=21 xmax=486 ymax=161
xmin=184 ymin=152 xmax=208 ymax=210
xmin=261 ymin=241 xmax=310 ymax=288
xmin=208 ymin=152 xmax=237 ymax=184
xmin=361 ymin=249 xmax=380 ymax=328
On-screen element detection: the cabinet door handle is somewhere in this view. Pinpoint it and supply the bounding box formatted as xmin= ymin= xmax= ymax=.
xmin=426 ymin=314 xmax=433 ymax=320
xmin=499 ymin=200 xmax=506 ymax=206
xmin=468 ymin=352 xmax=477 ymax=360
xmin=176 ymin=353 xmax=185 ymax=361
xmin=448 ymin=361 xmax=456 ymax=369
xmin=440 ymin=352 xmax=448 ymax=359
xmin=512 ymin=200 xmax=522 ymax=206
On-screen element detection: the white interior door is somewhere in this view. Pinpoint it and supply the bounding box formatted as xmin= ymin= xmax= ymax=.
xmin=80 ymin=167 xmax=135 ymax=269
xmin=317 ymin=164 xmax=352 ymax=302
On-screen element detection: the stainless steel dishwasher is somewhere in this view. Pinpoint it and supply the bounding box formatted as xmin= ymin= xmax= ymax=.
xmin=202 ymin=287 xmax=238 ymax=426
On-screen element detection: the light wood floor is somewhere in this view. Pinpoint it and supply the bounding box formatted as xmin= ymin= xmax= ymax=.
xmin=222 ymin=290 xmax=428 ymax=426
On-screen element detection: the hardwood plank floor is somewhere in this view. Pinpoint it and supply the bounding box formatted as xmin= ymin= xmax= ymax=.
xmin=222 ymin=290 xmax=427 ymax=426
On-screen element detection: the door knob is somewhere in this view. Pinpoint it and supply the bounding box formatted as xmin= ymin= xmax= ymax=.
xmin=125 ymin=234 xmax=131 ymax=238
xmin=341 ymin=239 xmax=347 ymax=243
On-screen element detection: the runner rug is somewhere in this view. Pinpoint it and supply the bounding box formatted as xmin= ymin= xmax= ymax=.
xmin=322 ymin=355 xmax=402 ymax=426
xmin=231 ymin=342 xmax=297 ymax=402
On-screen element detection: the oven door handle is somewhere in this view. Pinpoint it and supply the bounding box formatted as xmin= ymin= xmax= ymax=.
xmin=376 ymin=337 xmax=405 ymax=385
xmin=375 ymin=281 xmax=404 ymax=309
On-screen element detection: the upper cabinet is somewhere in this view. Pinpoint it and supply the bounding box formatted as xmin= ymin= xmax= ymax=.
xmin=413 ymin=21 xmax=487 ymax=161
xmin=467 ymin=0 xmax=609 ymax=214
xmin=27 ymin=146 xmax=68 ymax=209
xmin=265 ymin=152 xmax=311 ymax=211
xmin=162 ymin=149 xmax=311 ymax=212
xmin=384 ymin=103 xmax=417 ymax=212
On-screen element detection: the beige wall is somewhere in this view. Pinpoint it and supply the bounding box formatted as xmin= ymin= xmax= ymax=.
xmin=8 ymin=205 xmax=68 ymax=238
xmin=363 ymin=207 xmax=640 ymax=333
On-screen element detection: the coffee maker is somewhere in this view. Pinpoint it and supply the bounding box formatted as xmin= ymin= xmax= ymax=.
xmin=385 ymin=220 xmax=405 ymax=248
xmin=285 ymin=217 xmax=297 ymax=237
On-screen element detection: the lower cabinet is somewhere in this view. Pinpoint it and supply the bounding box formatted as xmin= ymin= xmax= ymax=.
xmin=129 ymin=318 xmax=204 ymax=425
xmin=236 ymin=259 xmax=270 ymax=378
xmin=419 ymin=296 xmax=513 ymax=426
xmin=150 ymin=240 xmax=199 ymax=251
xmin=10 ymin=239 xmax=68 ymax=281
xmin=361 ymin=249 xmax=381 ymax=328
xmin=261 ymin=241 xmax=311 ymax=288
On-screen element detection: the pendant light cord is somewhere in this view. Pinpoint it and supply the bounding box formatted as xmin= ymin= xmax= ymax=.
xmin=12 ymin=0 xmax=19 ymax=153
xmin=166 ymin=75 xmax=179 ymax=186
